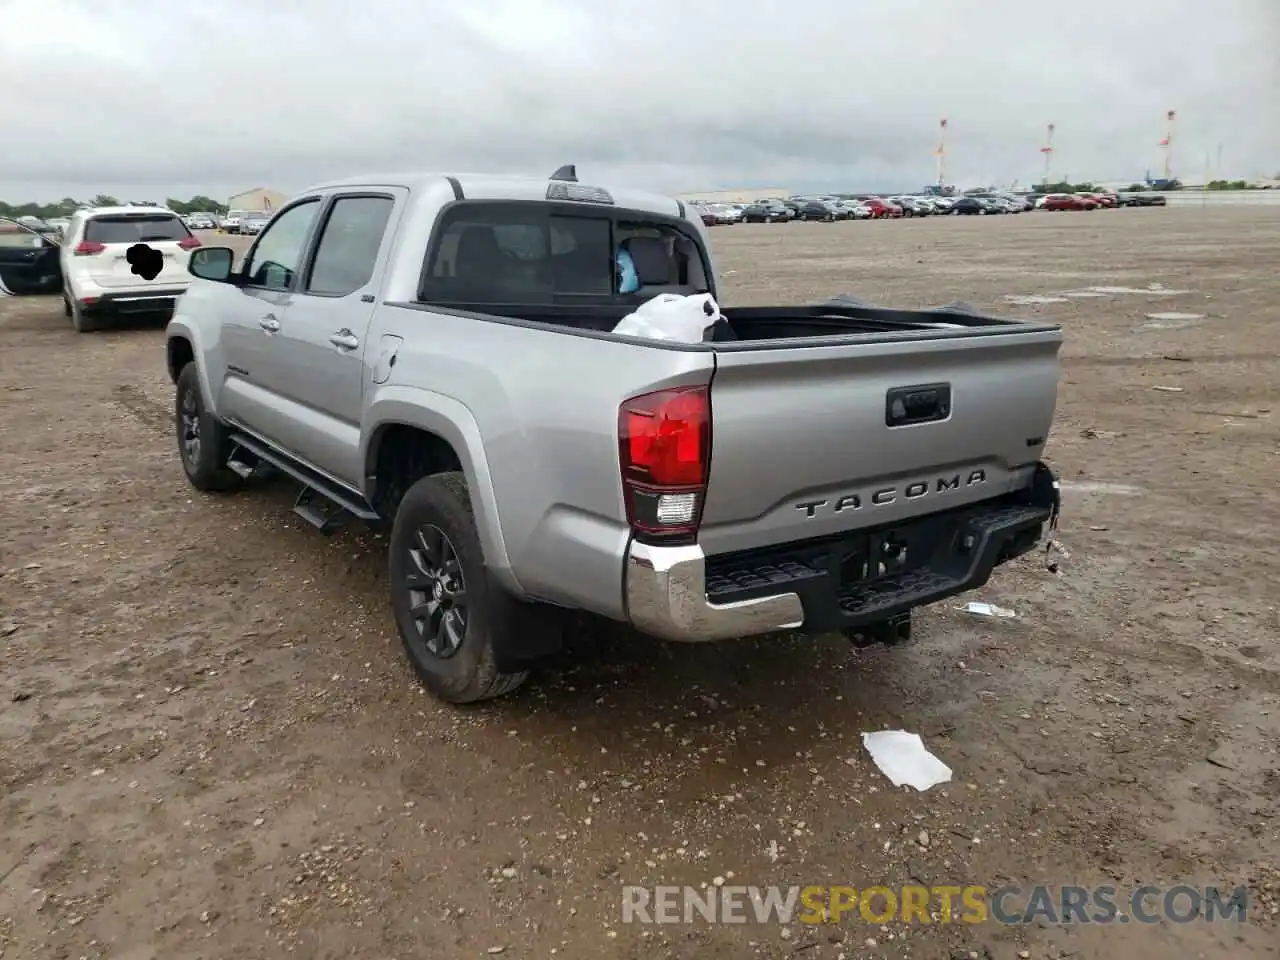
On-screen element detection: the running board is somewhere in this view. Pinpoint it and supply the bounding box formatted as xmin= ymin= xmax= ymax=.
xmin=226 ymin=432 xmax=380 ymax=530
xmin=294 ymin=487 xmax=348 ymax=534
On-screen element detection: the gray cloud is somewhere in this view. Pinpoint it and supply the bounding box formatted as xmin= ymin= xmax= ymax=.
xmin=1 ymin=0 xmax=1276 ymax=202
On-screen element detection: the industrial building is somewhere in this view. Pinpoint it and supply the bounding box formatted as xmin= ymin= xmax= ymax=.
xmin=226 ymin=187 xmax=289 ymax=213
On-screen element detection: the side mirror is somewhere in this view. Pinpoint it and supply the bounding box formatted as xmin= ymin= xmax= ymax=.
xmin=189 ymin=246 xmax=236 ymax=282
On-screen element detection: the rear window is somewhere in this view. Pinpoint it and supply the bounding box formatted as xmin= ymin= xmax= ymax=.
xmin=421 ymin=202 xmax=710 ymax=304
xmin=85 ymin=215 xmax=190 ymax=244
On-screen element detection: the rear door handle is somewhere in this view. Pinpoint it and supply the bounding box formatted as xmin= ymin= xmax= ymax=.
xmin=329 ymin=329 xmax=360 ymax=351
xmin=259 ymin=314 xmax=280 ymax=333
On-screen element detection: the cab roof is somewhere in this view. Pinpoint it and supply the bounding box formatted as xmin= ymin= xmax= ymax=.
xmin=297 ymin=171 xmax=685 ymax=219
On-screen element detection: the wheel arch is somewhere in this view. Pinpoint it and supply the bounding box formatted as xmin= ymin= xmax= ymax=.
xmin=362 ymin=388 xmax=517 ymax=591
xmin=165 ymin=321 xmax=219 ymax=419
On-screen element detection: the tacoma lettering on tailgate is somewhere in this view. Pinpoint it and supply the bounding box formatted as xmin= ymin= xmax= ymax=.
xmin=794 ymin=470 xmax=987 ymax=518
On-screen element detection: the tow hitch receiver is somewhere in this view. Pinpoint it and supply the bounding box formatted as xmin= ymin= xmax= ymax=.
xmin=845 ymin=611 xmax=912 ymax=648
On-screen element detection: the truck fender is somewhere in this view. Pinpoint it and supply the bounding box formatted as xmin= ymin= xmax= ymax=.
xmin=164 ymin=319 xmax=217 ymax=416
xmin=361 ymin=386 xmax=517 ymax=591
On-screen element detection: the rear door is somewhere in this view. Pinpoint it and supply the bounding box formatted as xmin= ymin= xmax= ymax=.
xmin=263 ymin=191 xmax=401 ymax=484
xmin=78 ymin=212 xmax=198 ymax=288
xmin=0 ymin=218 xmax=62 ymax=295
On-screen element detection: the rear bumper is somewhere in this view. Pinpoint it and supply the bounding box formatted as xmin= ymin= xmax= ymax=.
xmin=83 ymin=288 xmax=187 ymax=316
xmin=625 ymin=462 xmax=1060 ymax=643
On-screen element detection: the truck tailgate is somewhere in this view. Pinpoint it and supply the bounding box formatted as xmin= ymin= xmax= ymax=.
xmin=698 ymin=328 xmax=1062 ymax=556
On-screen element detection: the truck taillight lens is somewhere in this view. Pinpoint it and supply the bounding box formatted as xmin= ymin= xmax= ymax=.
xmin=74 ymin=241 xmax=106 ymax=256
xmin=618 ymin=386 xmax=711 ymax=541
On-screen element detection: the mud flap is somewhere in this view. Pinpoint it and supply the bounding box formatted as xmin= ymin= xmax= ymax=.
xmin=1026 ymin=461 xmax=1063 ymax=570
xmin=490 ymin=587 xmax=567 ymax=673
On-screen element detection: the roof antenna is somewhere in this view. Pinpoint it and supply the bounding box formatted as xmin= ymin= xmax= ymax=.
xmin=550 ymin=164 xmax=578 ymax=183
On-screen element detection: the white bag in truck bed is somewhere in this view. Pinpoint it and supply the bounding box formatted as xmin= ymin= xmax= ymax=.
xmin=613 ymin=292 xmax=722 ymax=343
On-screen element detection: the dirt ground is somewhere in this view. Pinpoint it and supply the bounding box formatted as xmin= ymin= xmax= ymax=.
xmin=2 ymin=207 xmax=1278 ymax=960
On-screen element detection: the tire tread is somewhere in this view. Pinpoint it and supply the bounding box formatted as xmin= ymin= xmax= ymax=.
xmin=391 ymin=471 xmax=530 ymax=704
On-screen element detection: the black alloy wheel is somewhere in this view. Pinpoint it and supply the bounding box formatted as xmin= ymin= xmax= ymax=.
xmin=403 ymin=523 xmax=468 ymax=658
xmin=180 ymin=385 xmax=201 ymax=469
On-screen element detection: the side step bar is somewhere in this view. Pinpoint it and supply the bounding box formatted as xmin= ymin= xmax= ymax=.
xmin=227 ymin=431 xmax=380 ymax=535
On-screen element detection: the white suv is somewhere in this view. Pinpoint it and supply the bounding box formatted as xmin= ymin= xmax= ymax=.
xmin=60 ymin=206 xmax=201 ymax=332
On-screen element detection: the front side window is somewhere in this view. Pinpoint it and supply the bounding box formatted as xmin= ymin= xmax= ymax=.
xmin=306 ymin=196 xmax=394 ymax=296
xmin=244 ymin=200 xmax=319 ymax=290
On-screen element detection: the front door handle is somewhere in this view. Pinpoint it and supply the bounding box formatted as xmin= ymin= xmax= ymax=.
xmin=259 ymin=314 xmax=280 ymax=333
xmin=329 ymin=329 xmax=360 ymax=350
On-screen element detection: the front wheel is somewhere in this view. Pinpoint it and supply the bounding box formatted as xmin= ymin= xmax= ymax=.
xmin=389 ymin=472 xmax=538 ymax=703
xmin=174 ymin=363 xmax=239 ymax=491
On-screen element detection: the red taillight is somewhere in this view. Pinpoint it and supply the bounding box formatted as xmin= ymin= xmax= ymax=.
xmin=618 ymin=386 xmax=711 ymax=541
xmin=178 ymin=236 xmax=201 ymax=250
xmin=74 ymin=241 xmax=106 ymax=256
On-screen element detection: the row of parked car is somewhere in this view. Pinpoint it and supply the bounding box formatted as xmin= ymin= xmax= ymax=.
xmin=9 ymin=203 xmax=296 ymax=248
xmin=693 ymin=189 xmax=1167 ymax=225
xmin=182 ymin=211 xmax=270 ymax=235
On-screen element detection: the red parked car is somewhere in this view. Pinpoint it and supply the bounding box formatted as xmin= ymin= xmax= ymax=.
xmin=1043 ymin=194 xmax=1092 ymax=211
xmin=859 ymin=198 xmax=901 ymax=219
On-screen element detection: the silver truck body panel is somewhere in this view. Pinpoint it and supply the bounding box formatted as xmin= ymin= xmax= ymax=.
xmin=698 ymin=329 xmax=1061 ymax=555
xmin=361 ymin=308 xmax=714 ymax=616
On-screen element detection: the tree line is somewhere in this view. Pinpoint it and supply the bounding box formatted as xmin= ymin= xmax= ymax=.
xmin=1029 ymin=181 xmax=1101 ymax=194
xmin=0 ymin=195 xmax=229 ymax=219
xmin=1205 ymin=179 xmax=1264 ymax=191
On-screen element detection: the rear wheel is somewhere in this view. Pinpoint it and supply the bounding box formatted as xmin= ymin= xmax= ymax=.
xmin=69 ymin=297 xmax=100 ymax=333
xmin=389 ymin=472 xmax=537 ymax=703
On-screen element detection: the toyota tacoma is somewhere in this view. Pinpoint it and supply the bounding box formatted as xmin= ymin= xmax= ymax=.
xmin=165 ymin=165 xmax=1063 ymax=703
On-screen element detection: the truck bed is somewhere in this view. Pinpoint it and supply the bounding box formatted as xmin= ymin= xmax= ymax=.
xmin=426 ymin=299 xmax=1059 ymax=345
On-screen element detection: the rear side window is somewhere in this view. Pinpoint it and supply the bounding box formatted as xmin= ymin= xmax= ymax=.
xmin=305 ymin=196 xmax=394 ymax=296
xmin=423 ymin=206 xmax=613 ymax=302
xmin=421 ymin=202 xmax=709 ymax=304
xmin=85 ymin=215 xmax=190 ymax=244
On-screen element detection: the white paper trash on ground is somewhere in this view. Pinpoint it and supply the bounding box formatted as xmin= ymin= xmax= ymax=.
xmin=613 ymin=292 xmax=722 ymax=343
xmin=959 ymin=601 xmax=1016 ymax=618
xmin=861 ymin=730 xmax=953 ymax=792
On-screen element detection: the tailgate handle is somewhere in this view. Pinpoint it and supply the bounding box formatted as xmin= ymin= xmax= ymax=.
xmin=886 ymin=383 xmax=951 ymax=427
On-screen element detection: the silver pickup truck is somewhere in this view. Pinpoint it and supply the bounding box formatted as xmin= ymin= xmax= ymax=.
xmin=165 ymin=166 xmax=1063 ymax=703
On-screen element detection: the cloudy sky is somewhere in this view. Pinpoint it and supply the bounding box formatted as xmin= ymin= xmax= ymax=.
xmin=1 ymin=0 xmax=1276 ymax=203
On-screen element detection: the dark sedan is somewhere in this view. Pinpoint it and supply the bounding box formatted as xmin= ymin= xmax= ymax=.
xmin=949 ymin=197 xmax=990 ymax=215
xmin=1118 ymin=193 xmax=1167 ymax=207
xmin=741 ymin=202 xmax=792 ymax=223
xmin=798 ymin=200 xmax=840 ymax=221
